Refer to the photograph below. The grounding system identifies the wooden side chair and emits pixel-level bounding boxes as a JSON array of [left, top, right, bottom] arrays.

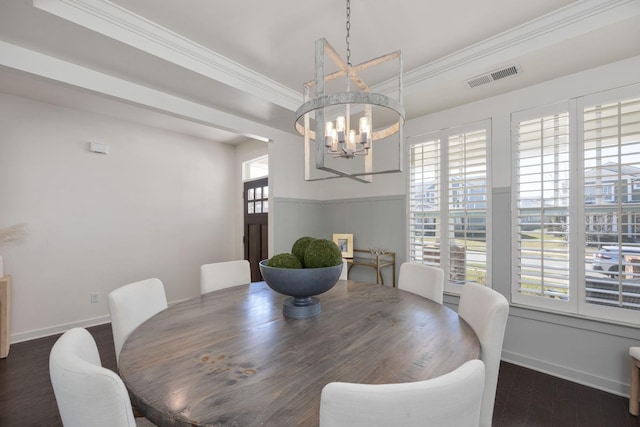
[[631, 346, 640, 416], [340, 259, 348, 280]]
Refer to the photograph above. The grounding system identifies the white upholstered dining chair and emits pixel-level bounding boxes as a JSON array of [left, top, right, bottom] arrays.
[[49, 327, 155, 427], [398, 262, 444, 304], [200, 260, 251, 295], [319, 359, 485, 427], [458, 283, 509, 427], [108, 278, 167, 366]]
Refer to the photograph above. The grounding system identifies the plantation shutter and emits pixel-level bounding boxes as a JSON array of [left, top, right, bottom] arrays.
[[447, 129, 488, 285], [513, 108, 571, 307], [583, 96, 640, 312], [408, 137, 441, 264], [408, 121, 490, 291]]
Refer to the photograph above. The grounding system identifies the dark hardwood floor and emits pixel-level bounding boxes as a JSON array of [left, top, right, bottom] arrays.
[[0, 323, 638, 427]]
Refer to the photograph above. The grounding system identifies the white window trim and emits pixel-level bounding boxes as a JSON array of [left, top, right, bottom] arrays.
[[407, 119, 492, 295], [511, 101, 577, 312], [242, 154, 268, 181], [576, 84, 640, 325], [511, 83, 640, 325]]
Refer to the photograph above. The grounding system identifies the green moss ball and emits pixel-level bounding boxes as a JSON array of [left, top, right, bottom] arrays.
[[291, 236, 316, 266], [267, 253, 302, 269], [303, 239, 342, 268]]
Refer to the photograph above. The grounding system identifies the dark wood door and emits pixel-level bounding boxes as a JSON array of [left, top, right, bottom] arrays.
[[244, 177, 268, 282]]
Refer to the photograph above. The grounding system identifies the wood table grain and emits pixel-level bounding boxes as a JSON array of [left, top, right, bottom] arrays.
[[118, 280, 480, 427]]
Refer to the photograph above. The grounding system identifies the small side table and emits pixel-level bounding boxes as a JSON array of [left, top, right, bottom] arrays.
[[347, 249, 396, 287], [624, 255, 640, 280], [0, 275, 11, 358]]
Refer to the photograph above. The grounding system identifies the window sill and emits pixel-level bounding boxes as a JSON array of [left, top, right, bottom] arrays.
[[443, 291, 640, 339]]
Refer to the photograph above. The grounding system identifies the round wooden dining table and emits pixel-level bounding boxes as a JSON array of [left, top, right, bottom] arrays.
[[118, 280, 480, 427]]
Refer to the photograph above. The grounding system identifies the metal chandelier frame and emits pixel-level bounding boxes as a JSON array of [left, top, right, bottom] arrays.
[[294, 3, 405, 183]]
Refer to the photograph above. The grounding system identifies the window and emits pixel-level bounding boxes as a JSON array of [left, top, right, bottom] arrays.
[[512, 85, 640, 324], [408, 121, 490, 293], [512, 104, 572, 311], [242, 155, 268, 181], [247, 182, 269, 214], [243, 155, 269, 214]]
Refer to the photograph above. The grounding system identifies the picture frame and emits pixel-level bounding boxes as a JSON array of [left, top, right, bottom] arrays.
[[333, 233, 353, 258]]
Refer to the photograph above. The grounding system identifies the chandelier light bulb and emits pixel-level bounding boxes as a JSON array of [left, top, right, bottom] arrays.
[[336, 116, 346, 142], [347, 129, 356, 151], [330, 131, 339, 153], [359, 117, 369, 133], [325, 121, 335, 147], [359, 116, 369, 143]]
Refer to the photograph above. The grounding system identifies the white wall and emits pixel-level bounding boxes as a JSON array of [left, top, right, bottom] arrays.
[[0, 93, 239, 342], [267, 130, 327, 201]]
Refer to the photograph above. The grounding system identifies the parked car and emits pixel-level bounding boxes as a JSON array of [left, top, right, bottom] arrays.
[[592, 245, 640, 276]]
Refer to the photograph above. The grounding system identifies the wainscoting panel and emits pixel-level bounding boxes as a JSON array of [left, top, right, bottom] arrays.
[[275, 196, 405, 285]]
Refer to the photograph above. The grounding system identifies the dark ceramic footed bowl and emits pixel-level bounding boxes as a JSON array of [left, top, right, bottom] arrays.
[[259, 260, 342, 297]]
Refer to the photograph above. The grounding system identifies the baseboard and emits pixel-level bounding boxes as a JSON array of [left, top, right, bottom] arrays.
[[502, 350, 629, 398], [9, 297, 191, 344], [10, 315, 111, 344]]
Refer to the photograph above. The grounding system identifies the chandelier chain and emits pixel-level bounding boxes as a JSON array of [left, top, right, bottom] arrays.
[[345, 0, 351, 67]]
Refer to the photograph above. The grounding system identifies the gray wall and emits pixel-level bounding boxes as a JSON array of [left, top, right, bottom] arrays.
[[474, 187, 640, 396], [273, 196, 405, 285]]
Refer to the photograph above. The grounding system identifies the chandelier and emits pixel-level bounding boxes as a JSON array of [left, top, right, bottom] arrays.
[[295, 0, 405, 182]]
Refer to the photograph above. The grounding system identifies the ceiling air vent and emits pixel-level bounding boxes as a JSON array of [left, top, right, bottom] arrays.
[[466, 65, 521, 88]]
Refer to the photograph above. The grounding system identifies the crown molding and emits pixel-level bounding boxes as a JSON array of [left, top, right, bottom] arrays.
[[377, 0, 640, 95], [0, 41, 275, 142], [33, 0, 302, 112], [31, 0, 640, 112]]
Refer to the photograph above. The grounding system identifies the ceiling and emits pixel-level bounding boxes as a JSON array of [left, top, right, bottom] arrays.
[[1, 0, 639, 144]]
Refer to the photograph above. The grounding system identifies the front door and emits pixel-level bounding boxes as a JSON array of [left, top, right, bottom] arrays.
[[244, 177, 268, 281]]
